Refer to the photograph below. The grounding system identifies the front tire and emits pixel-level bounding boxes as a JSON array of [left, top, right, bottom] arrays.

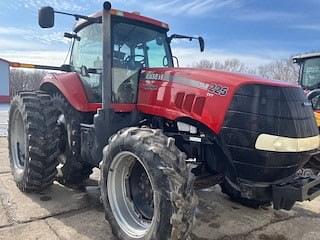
[[220, 178, 270, 208], [100, 127, 196, 240]]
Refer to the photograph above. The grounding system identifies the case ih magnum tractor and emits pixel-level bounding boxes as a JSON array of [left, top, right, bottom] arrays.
[[293, 52, 320, 170], [7, 2, 320, 239]]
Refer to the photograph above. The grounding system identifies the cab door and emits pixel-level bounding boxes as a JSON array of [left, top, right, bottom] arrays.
[[71, 23, 103, 104], [111, 21, 142, 111]]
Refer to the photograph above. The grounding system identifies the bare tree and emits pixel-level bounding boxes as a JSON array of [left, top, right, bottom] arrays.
[[194, 59, 215, 69], [257, 59, 299, 83], [194, 58, 299, 83], [214, 59, 256, 74], [195, 58, 254, 74], [10, 70, 46, 96]]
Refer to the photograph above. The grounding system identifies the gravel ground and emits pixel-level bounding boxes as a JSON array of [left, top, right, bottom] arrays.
[[0, 137, 319, 239], [0, 104, 9, 137], [0, 112, 8, 137]]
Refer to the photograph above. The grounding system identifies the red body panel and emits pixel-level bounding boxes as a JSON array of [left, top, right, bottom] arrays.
[[41, 73, 101, 112], [41, 72, 134, 113], [112, 10, 168, 29], [41, 68, 299, 134], [137, 68, 298, 134]]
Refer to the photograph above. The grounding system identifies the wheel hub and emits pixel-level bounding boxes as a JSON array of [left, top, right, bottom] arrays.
[[107, 151, 155, 238], [129, 162, 154, 220], [10, 109, 26, 170]]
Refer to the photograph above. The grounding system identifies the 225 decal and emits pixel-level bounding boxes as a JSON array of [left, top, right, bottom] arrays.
[[207, 84, 228, 96]]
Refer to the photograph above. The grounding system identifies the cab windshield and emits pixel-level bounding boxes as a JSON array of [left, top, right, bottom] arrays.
[[113, 20, 173, 68], [302, 58, 320, 89], [112, 20, 173, 103]]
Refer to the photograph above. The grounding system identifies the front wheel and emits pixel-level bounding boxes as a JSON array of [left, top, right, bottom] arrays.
[[100, 127, 196, 240], [220, 178, 270, 208]]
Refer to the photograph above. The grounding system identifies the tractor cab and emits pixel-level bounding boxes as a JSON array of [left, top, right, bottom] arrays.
[[70, 12, 174, 104], [294, 52, 320, 90], [293, 52, 320, 125]]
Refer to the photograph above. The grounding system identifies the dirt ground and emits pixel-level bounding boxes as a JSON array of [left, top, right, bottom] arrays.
[[0, 137, 320, 240]]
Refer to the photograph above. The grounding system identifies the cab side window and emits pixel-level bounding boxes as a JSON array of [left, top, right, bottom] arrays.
[[71, 23, 102, 103]]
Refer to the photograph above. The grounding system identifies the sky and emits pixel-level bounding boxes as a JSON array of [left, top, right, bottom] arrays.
[[0, 0, 319, 67]]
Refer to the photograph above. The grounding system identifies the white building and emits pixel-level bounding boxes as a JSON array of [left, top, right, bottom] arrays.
[[0, 58, 9, 103]]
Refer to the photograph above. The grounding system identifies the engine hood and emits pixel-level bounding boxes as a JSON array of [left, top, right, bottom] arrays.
[[141, 67, 298, 90], [138, 67, 304, 137]]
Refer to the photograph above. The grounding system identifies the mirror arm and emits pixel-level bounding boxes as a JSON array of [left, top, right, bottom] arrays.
[[169, 34, 198, 43], [54, 10, 99, 23]]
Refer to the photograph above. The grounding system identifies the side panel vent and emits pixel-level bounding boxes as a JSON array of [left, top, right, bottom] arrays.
[[183, 94, 195, 112], [193, 97, 206, 115], [175, 92, 185, 108]]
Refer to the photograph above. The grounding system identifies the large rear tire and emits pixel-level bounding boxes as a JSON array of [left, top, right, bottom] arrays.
[[100, 127, 196, 240], [8, 91, 59, 192], [51, 93, 93, 186]]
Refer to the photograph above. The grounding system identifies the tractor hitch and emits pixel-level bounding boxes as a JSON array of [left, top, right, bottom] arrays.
[[272, 173, 320, 210]]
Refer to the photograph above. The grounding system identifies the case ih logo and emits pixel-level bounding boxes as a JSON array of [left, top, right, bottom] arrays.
[[145, 72, 165, 81]]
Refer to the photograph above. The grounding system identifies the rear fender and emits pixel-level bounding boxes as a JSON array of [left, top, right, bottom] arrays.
[[40, 72, 101, 112]]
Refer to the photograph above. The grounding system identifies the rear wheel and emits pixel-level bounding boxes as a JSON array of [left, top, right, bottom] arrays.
[[8, 91, 59, 192], [51, 93, 93, 186], [100, 127, 196, 240]]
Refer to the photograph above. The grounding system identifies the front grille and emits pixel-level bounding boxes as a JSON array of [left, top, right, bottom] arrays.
[[220, 84, 318, 182]]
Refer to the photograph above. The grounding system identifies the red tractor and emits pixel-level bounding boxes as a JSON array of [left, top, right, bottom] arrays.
[[7, 2, 320, 239]]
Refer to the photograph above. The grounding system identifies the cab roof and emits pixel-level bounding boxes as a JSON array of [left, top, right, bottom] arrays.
[[74, 9, 169, 32], [292, 52, 320, 63]]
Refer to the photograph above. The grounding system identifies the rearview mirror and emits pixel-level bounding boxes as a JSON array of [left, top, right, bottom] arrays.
[[39, 6, 55, 28], [199, 37, 205, 52], [168, 34, 205, 53]]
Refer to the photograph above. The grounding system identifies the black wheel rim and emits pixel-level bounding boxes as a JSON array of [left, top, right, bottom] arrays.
[[129, 161, 154, 220]]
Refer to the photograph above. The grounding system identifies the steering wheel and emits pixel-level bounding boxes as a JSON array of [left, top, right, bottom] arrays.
[[307, 89, 320, 110], [124, 55, 145, 65]]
